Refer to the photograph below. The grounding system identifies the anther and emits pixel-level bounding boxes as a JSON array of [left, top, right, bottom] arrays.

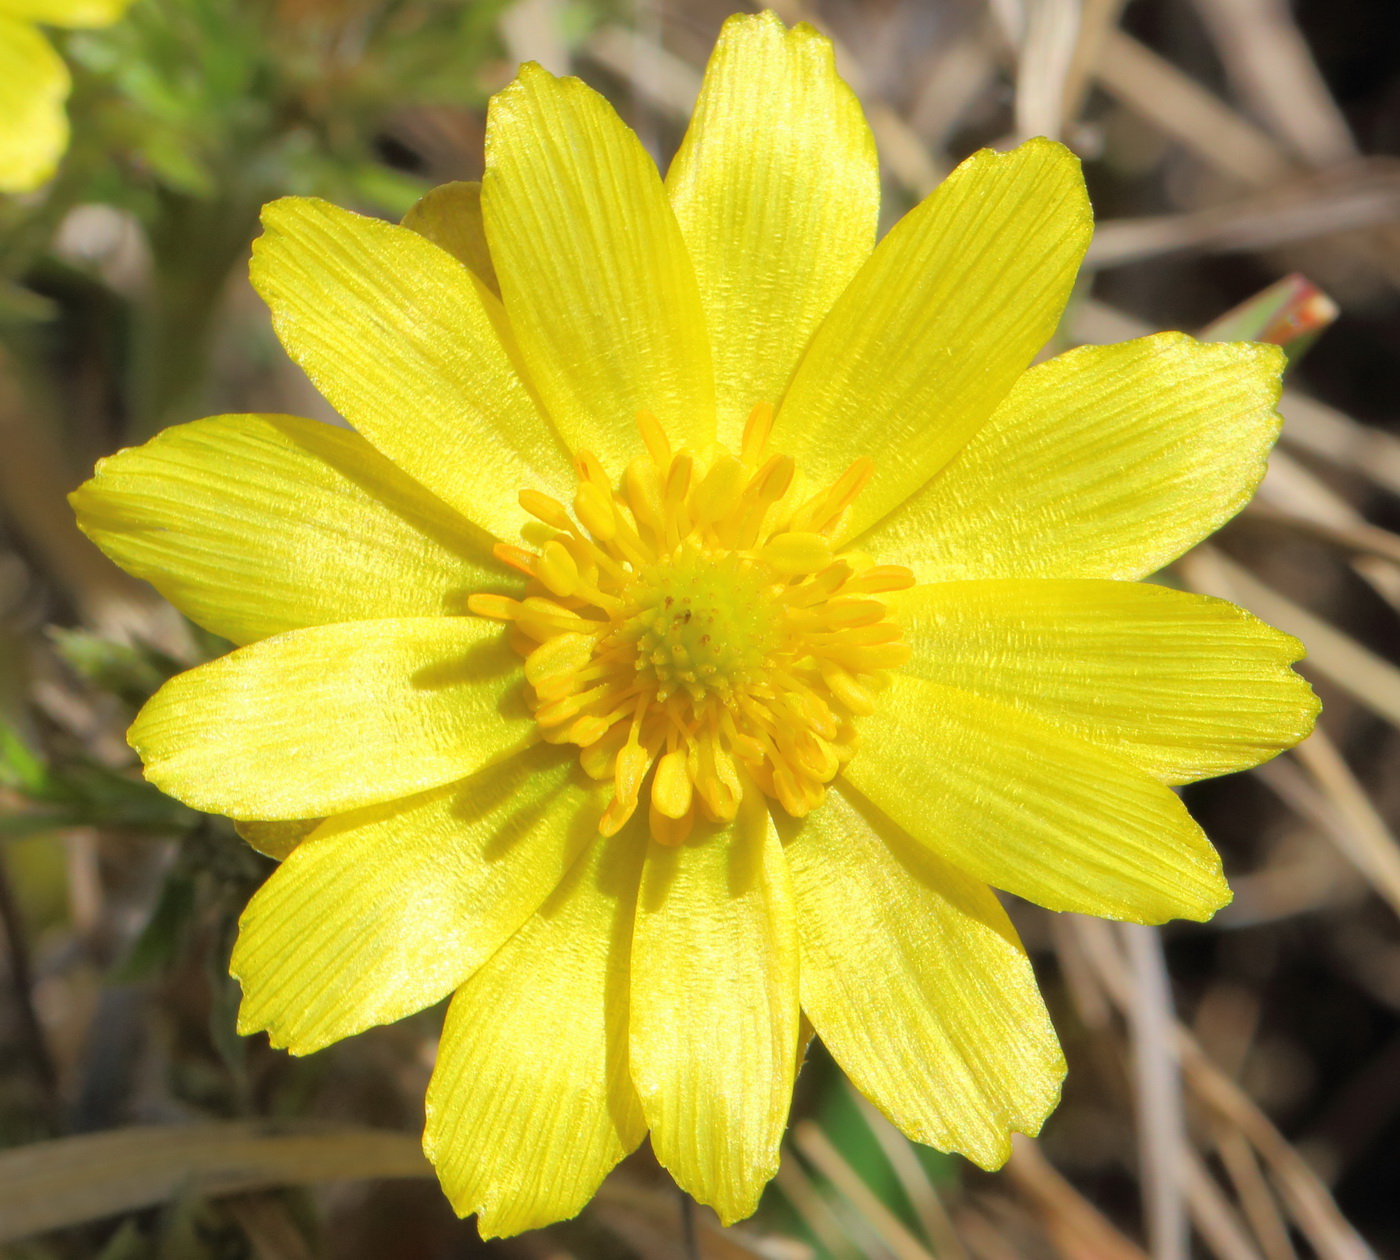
[[524, 632, 594, 687], [692, 456, 745, 527], [467, 593, 522, 620], [761, 531, 834, 576], [519, 489, 574, 531], [847, 564, 917, 594], [537, 540, 580, 597], [574, 481, 617, 540], [740, 401, 774, 465], [485, 408, 912, 846], [637, 410, 672, 468], [651, 749, 693, 819]]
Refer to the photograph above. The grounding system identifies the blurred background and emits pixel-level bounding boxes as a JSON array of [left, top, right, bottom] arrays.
[[3, 0, 1400, 1256]]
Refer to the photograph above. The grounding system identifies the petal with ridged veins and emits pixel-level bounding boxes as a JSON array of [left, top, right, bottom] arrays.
[[892, 578, 1318, 784], [425, 827, 647, 1238], [859, 335, 1285, 581], [772, 138, 1091, 540], [71, 414, 506, 646], [402, 180, 499, 296], [232, 744, 598, 1055], [630, 789, 799, 1223], [251, 197, 574, 539], [842, 674, 1232, 924], [786, 784, 1063, 1170], [130, 618, 531, 820], [666, 11, 878, 445], [484, 64, 714, 469]]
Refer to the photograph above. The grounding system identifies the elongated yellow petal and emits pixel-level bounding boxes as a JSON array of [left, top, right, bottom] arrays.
[[786, 785, 1063, 1169], [426, 828, 647, 1237], [402, 181, 499, 296], [0, 0, 129, 25], [232, 745, 597, 1055], [772, 139, 1090, 539], [893, 579, 1317, 784], [0, 17, 66, 194], [630, 791, 799, 1223], [666, 11, 877, 444], [861, 335, 1285, 581], [130, 618, 530, 820], [842, 674, 1231, 923], [483, 63, 714, 467], [250, 197, 574, 539], [71, 415, 504, 646]]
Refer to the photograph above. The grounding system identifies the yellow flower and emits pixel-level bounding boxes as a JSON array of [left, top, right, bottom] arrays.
[[0, 0, 130, 193], [71, 10, 1318, 1237]]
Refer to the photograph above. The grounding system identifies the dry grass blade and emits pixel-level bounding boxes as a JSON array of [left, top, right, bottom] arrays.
[[773, 1152, 862, 1260], [1002, 1136, 1150, 1260], [1181, 1151, 1265, 1260], [1211, 1120, 1301, 1260], [1254, 450, 1363, 531], [1176, 546, 1400, 730], [589, 1181, 786, 1260], [792, 1120, 936, 1260], [848, 1087, 971, 1260], [1070, 920, 1378, 1260], [221, 1193, 316, 1260], [0, 1123, 434, 1244], [1186, 0, 1356, 166], [1086, 163, 1400, 267], [1121, 924, 1188, 1260], [908, 16, 1000, 155], [1274, 390, 1400, 499], [1292, 727, 1400, 918], [1015, 0, 1081, 141], [1059, 0, 1128, 125], [1180, 1043, 1378, 1260], [586, 25, 701, 121], [1092, 28, 1293, 186], [1248, 502, 1400, 568], [499, 0, 572, 76]]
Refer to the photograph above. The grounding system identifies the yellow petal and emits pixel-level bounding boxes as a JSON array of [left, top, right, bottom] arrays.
[[665, 11, 877, 445], [842, 674, 1231, 923], [71, 414, 504, 646], [233, 818, 318, 861], [483, 63, 714, 468], [0, 0, 130, 25], [232, 745, 597, 1055], [893, 579, 1318, 784], [402, 180, 499, 296], [0, 17, 67, 194], [786, 785, 1063, 1169], [630, 789, 799, 1224], [130, 618, 530, 820], [425, 828, 647, 1237], [250, 197, 574, 539], [861, 335, 1285, 581], [773, 138, 1091, 540]]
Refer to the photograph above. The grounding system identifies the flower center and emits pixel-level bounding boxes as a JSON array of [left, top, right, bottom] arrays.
[[468, 405, 913, 844]]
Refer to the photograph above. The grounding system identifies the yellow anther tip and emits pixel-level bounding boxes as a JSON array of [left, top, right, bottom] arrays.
[[761, 531, 834, 576]]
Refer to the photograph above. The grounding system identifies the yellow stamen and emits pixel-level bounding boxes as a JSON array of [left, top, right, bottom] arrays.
[[472, 412, 914, 844]]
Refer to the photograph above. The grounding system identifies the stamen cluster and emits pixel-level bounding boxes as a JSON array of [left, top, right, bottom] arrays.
[[469, 405, 914, 844]]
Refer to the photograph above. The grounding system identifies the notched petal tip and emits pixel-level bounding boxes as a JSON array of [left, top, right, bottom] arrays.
[[1122, 860, 1234, 927]]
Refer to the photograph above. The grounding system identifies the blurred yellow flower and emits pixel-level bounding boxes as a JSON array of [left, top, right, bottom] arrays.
[[0, 0, 130, 192], [71, 10, 1318, 1237]]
